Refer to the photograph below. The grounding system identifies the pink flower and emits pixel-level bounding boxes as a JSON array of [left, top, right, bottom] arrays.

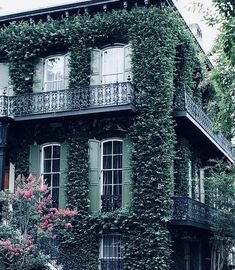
[[22, 189, 33, 200], [41, 184, 48, 193], [65, 223, 73, 230]]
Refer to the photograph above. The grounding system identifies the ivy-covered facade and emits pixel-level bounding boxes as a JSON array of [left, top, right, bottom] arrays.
[[0, 0, 234, 270]]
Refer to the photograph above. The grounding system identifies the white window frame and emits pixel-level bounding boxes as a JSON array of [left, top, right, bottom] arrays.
[[101, 46, 125, 84], [43, 55, 66, 91], [100, 139, 123, 210], [40, 143, 61, 207]]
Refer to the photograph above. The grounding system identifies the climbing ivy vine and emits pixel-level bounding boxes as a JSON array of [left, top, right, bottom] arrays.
[[0, 5, 206, 270]]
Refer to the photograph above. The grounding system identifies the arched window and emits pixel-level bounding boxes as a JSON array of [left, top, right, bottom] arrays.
[[90, 45, 131, 85], [41, 143, 61, 208], [101, 139, 123, 212], [33, 53, 70, 92]]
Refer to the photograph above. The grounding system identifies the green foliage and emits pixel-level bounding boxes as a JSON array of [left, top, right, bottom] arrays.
[[0, 5, 205, 270], [205, 160, 235, 270], [174, 138, 191, 196]]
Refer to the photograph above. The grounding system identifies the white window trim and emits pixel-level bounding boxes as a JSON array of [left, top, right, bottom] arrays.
[[100, 138, 123, 210], [40, 143, 61, 206], [43, 54, 66, 91]]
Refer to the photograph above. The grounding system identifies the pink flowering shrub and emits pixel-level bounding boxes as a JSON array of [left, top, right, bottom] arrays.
[[0, 174, 77, 270]]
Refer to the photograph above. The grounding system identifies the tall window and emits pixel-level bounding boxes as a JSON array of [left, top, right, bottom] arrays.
[[100, 234, 123, 270], [41, 144, 61, 208], [90, 45, 131, 85], [44, 55, 65, 91], [101, 140, 123, 212]]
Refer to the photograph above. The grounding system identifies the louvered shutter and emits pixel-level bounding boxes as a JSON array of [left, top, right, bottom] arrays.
[[29, 145, 41, 178], [0, 62, 10, 95], [33, 58, 44, 92], [90, 49, 101, 85], [64, 53, 70, 89], [122, 138, 132, 209], [59, 143, 68, 209], [88, 139, 101, 214], [124, 44, 132, 82]]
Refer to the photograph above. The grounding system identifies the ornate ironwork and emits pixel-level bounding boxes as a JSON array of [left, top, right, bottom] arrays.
[[0, 82, 134, 118], [101, 194, 122, 212], [174, 88, 235, 161], [172, 196, 214, 226], [100, 259, 124, 270]]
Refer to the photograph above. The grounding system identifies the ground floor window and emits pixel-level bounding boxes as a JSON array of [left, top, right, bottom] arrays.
[[100, 234, 123, 270]]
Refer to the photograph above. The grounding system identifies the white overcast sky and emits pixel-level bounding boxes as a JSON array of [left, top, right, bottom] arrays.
[[0, 0, 219, 53]]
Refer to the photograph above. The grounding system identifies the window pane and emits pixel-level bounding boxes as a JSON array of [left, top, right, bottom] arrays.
[[103, 171, 112, 185], [113, 141, 122, 154], [53, 159, 60, 172], [103, 156, 112, 169], [44, 160, 51, 173], [113, 155, 122, 169], [44, 146, 52, 159], [103, 185, 112, 195], [45, 57, 64, 82], [102, 235, 122, 259], [52, 187, 59, 208], [113, 171, 122, 185], [103, 141, 112, 155], [44, 174, 52, 187], [53, 146, 60, 158], [52, 174, 60, 187], [114, 185, 122, 196]]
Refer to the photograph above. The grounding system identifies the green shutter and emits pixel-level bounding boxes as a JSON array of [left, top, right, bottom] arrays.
[[124, 44, 132, 81], [88, 139, 101, 214], [64, 53, 70, 89], [59, 143, 68, 209], [0, 62, 9, 95], [122, 138, 132, 210], [33, 58, 44, 92], [29, 145, 41, 178], [90, 49, 101, 85]]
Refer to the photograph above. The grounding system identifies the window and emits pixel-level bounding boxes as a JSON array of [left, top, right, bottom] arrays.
[[33, 53, 70, 92], [100, 234, 123, 270], [90, 45, 131, 85], [41, 144, 61, 208], [101, 140, 123, 212], [188, 161, 205, 203], [44, 55, 65, 91]]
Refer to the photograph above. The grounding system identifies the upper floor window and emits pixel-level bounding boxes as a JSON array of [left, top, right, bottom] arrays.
[[44, 56, 65, 91], [90, 45, 131, 85], [33, 53, 70, 93], [101, 139, 123, 212], [100, 234, 123, 270], [41, 143, 61, 208]]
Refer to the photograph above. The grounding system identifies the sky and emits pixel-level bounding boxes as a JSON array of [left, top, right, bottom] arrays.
[[0, 0, 219, 53]]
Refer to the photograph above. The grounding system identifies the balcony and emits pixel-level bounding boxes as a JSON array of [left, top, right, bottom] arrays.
[[0, 82, 135, 120], [174, 88, 235, 163], [171, 196, 214, 230], [101, 194, 122, 213]]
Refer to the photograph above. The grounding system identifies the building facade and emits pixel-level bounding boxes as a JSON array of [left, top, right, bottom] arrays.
[[0, 0, 234, 269]]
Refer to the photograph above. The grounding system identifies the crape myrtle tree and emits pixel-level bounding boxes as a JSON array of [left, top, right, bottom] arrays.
[[0, 174, 77, 270], [205, 161, 235, 270]]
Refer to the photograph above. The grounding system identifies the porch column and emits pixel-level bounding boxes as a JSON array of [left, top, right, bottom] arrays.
[[0, 117, 12, 191]]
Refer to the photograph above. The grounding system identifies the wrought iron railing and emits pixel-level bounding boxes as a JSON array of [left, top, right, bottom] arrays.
[[172, 196, 214, 227], [174, 88, 235, 160], [100, 259, 124, 270], [101, 194, 122, 212], [0, 82, 135, 118]]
